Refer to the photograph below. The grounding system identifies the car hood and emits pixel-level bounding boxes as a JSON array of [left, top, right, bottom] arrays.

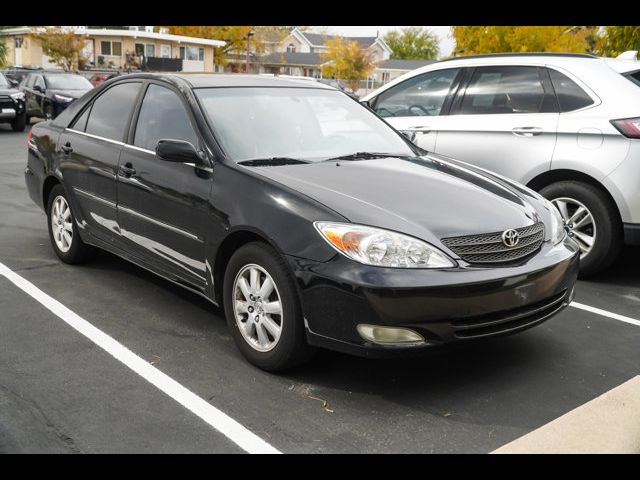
[[49, 89, 90, 99], [0, 87, 20, 95], [249, 154, 544, 248]]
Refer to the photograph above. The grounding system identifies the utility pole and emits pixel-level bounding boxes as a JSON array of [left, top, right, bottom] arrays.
[[246, 29, 255, 73]]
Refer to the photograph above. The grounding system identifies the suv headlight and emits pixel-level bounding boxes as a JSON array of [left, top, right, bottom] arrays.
[[544, 199, 566, 245], [54, 94, 74, 103], [314, 221, 455, 268], [10, 91, 25, 101]]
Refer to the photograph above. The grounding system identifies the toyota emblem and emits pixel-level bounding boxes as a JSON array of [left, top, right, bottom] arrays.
[[502, 229, 520, 248]]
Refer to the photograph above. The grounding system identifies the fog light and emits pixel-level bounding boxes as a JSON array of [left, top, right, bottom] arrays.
[[356, 324, 424, 345]]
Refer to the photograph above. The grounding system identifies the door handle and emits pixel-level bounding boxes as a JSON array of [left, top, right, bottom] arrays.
[[512, 127, 543, 137], [119, 163, 136, 177], [61, 142, 73, 154], [402, 126, 431, 134]]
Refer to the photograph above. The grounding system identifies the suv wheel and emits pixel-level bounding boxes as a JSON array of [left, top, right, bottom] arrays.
[[11, 112, 27, 132], [540, 181, 622, 278], [47, 185, 97, 264], [223, 242, 315, 371]]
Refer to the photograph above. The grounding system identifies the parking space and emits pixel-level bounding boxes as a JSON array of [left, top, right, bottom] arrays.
[[1, 124, 640, 453]]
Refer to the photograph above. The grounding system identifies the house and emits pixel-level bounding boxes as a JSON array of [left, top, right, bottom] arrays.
[[373, 59, 437, 83], [1, 26, 225, 73], [256, 28, 393, 78]]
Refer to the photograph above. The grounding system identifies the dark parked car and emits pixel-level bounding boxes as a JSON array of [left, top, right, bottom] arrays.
[[20, 72, 93, 120], [25, 74, 580, 371], [0, 72, 27, 131], [2, 66, 44, 85], [89, 72, 119, 87]]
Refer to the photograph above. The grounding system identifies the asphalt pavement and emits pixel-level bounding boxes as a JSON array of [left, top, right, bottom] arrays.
[[1, 124, 639, 453]]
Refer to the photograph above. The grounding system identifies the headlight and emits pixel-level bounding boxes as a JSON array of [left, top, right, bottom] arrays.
[[10, 92, 25, 101], [544, 199, 566, 245], [314, 221, 455, 268], [54, 94, 74, 103]]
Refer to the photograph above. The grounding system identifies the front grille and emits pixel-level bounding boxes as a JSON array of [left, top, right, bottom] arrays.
[[0, 95, 15, 109], [441, 222, 544, 264], [451, 289, 567, 339]]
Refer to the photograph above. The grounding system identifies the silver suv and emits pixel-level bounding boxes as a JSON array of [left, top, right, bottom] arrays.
[[362, 52, 640, 277]]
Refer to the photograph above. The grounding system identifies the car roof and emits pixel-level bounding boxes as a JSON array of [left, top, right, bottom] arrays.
[[112, 73, 335, 90]]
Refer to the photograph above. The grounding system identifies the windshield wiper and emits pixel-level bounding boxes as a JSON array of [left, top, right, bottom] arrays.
[[237, 157, 310, 167], [324, 152, 412, 162]]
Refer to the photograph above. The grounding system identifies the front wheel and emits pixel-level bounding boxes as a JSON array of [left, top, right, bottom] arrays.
[[540, 181, 622, 278], [223, 242, 315, 371], [46, 185, 97, 264], [11, 112, 26, 132]]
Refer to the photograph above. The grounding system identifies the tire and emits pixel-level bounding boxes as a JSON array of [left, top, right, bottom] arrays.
[[223, 242, 316, 371], [539, 181, 622, 278], [46, 185, 97, 264], [10, 112, 26, 132]]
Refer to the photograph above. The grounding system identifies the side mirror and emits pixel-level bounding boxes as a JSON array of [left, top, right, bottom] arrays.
[[156, 139, 203, 164], [360, 99, 371, 109], [33, 85, 44, 93], [9, 79, 18, 88]]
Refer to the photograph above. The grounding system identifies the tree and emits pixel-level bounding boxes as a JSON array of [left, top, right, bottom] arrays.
[[0, 26, 14, 67], [33, 27, 88, 70], [384, 27, 439, 60], [163, 26, 294, 67], [598, 26, 640, 56], [450, 26, 598, 56], [321, 36, 378, 92]]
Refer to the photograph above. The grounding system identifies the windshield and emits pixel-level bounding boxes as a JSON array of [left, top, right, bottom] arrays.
[[195, 87, 415, 163], [45, 74, 92, 90], [0, 74, 8, 88]]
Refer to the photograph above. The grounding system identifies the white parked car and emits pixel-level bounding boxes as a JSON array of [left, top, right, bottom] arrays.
[[362, 52, 640, 276]]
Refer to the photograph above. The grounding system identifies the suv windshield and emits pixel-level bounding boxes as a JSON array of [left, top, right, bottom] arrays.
[[195, 87, 415, 163], [0, 74, 9, 88], [45, 74, 92, 90]]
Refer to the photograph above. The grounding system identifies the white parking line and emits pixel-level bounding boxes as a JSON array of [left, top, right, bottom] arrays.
[[571, 302, 640, 328], [0, 262, 281, 455]]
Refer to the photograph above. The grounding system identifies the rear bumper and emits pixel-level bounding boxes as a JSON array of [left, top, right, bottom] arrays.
[[287, 239, 580, 357], [623, 223, 640, 246]]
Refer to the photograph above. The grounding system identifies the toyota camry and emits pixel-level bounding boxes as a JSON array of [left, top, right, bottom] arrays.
[[24, 74, 580, 371]]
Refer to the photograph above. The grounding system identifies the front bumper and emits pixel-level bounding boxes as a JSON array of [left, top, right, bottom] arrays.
[[287, 239, 580, 357]]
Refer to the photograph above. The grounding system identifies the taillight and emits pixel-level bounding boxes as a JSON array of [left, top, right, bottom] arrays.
[[611, 117, 640, 138], [26, 127, 33, 146]]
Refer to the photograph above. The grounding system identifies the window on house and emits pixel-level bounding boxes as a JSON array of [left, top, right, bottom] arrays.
[[199, 48, 204, 61], [160, 45, 171, 58], [101, 41, 122, 56], [287, 44, 296, 53], [15, 38, 24, 48], [145, 44, 155, 58]]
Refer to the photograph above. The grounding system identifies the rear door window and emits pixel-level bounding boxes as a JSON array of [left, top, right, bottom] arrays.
[[459, 66, 556, 115], [548, 68, 594, 112], [85, 82, 141, 142]]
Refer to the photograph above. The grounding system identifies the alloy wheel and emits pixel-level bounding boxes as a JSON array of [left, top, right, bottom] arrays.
[[551, 197, 596, 258], [51, 195, 73, 253], [232, 263, 283, 352]]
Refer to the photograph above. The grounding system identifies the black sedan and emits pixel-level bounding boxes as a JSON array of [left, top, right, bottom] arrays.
[[0, 72, 27, 131], [24, 74, 580, 371], [20, 72, 93, 121]]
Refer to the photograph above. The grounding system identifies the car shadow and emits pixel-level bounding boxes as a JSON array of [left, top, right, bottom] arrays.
[[584, 245, 640, 288]]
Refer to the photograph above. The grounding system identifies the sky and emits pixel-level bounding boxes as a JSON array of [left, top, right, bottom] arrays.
[[319, 26, 455, 58]]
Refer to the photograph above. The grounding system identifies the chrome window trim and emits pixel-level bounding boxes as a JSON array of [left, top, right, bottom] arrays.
[[66, 128, 125, 146], [118, 205, 201, 242], [124, 144, 155, 155], [73, 187, 116, 208]]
